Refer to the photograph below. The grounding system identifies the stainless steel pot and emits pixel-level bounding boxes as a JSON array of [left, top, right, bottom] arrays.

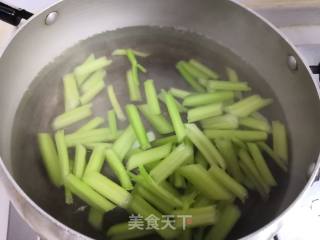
[[0, 0, 319, 239]]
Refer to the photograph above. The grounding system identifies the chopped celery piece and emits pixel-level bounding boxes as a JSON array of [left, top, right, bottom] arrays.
[[65, 174, 115, 212], [257, 142, 288, 172], [183, 91, 234, 107], [74, 54, 95, 85], [169, 87, 191, 99], [207, 80, 251, 91], [108, 110, 118, 137], [144, 79, 161, 114], [88, 208, 104, 230], [127, 69, 142, 102], [215, 139, 244, 182], [248, 143, 277, 187], [113, 126, 136, 161], [187, 103, 223, 123], [112, 48, 150, 57], [151, 135, 177, 147], [84, 172, 132, 208], [80, 79, 105, 105], [105, 148, 133, 190], [226, 66, 243, 99], [165, 93, 186, 142], [176, 61, 205, 92], [181, 190, 198, 209], [208, 166, 248, 202], [173, 172, 187, 189], [195, 151, 209, 170], [125, 147, 143, 159], [160, 180, 182, 199], [107, 85, 126, 121], [178, 164, 233, 200], [231, 137, 248, 150], [198, 78, 209, 87], [74, 144, 86, 178], [186, 124, 226, 169], [107, 222, 153, 240], [200, 114, 238, 130], [272, 121, 288, 162], [74, 57, 112, 84], [239, 117, 271, 132], [205, 204, 241, 240], [183, 61, 211, 80], [127, 143, 172, 171], [76, 117, 104, 133], [193, 195, 212, 208], [204, 129, 268, 141], [131, 65, 140, 86], [225, 95, 273, 117], [126, 104, 151, 150], [37, 133, 62, 187], [189, 59, 219, 79], [81, 70, 106, 93], [127, 49, 138, 66], [135, 185, 173, 214], [251, 111, 268, 122], [83, 146, 105, 177], [84, 143, 112, 150], [137, 64, 147, 73], [63, 73, 80, 111], [54, 130, 70, 181], [150, 143, 193, 183], [138, 104, 173, 134], [159, 90, 187, 113], [174, 206, 217, 229], [52, 104, 92, 130], [65, 128, 116, 147]]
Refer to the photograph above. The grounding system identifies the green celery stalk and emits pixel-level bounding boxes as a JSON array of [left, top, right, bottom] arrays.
[[251, 111, 268, 122], [52, 104, 92, 130], [150, 143, 193, 183], [137, 64, 147, 73], [88, 208, 104, 230], [105, 148, 133, 190], [83, 146, 105, 177], [181, 190, 198, 210], [54, 130, 70, 182], [257, 142, 288, 172], [107, 85, 126, 121], [205, 204, 241, 240], [127, 49, 138, 66], [158, 89, 187, 113], [144, 79, 161, 115], [84, 143, 112, 150], [189, 59, 219, 79], [204, 129, 268, 141], [107, 222, 153, 240], [75, 117, 105, 133], [173, 172, 187, 189], [74, 54, 95, 85], [207, 80, 251, 91], [80, 79, 105, 104], [183, 61, 211, 80], [272, 121, 288, 162], [144, 160, 161, 172], [131, 65, 140, 86], [165, 93, 186, 142], [183, 92, 234, 107], [208, 166, 248, 202], [127, 143, 172, 171], [108, 110, 118, 137], [178, 164, 233, 200], [151, 135, 177, 147], [169, 87, 191, 99], [193, 195, 212, 208], [226, 66, 243, 99], [126, 104, 151, 150], [113, 126, 136, 161], [176, 61, 205, 92], [186, 124, 226, 169], [195, 151, 209, 170], [112, 48, 150, 57], [65, 174, 115, 212], [63, 73, 80, 111], [200, 114, 238, 130], [138, 104, 173, 134], [37, 133, 62, 187], [127, 69, 142, 102], [248, 143, 277, 187], [159, 180, 182, 199], [80, 70, 106, 93], [239, 117, 271, 132], [73, 144, 86, 178], [231, 137, 248, 150], [83, 172, 132, 208], [187, 103, 223, 123], [125, 147, 143, 159]]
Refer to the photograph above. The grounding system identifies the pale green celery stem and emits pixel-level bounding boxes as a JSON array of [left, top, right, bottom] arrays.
[[176, 61, 205, 92], [165, 93, 186, 142], [80, 79, 105, 104], [84, 143, 112, 150], [52, 104, 92, 130], [127, 69, 142, 102], [159, 89, 187, 113], [144, 79, 161, 114], [63, 73, 80, 111], [151, 135, 177, 147], [37, 133, 62, 187], [200, 114, 238, 130], [207, 80, 251, 91], [272, 121, 288, 162], [113, 126, 136, 161], [131, 65, 140, 86], [125, 147, 143, 159], [150, 144, 192, 183], [178, 164, 233, 200], [160, 180, 182, 199], [74, 54, 95, 85], [65, 174, 115, 212], [127, 143, 172, 171], [81, 70, 106, 93], [108, 110, 118, 137], [138, 104, 173, 134], [187, 103, 223, 123], [76, 117, 104, 133], [189, 59, 219, 79], [204, 129, 268, 141], [183, 61, 211, 80], [183, 91, 234, 107], [169, 87, 191, 99], [107, 85, 126, 121], [74, 144, 86, 178], [84, 172, 131, 208], [174, 172, 187, 189], [144, 160, 161, 172], [105, 149, 133, 190], [186, 124, 226, 169], [195, 151, 209, 170], [251, 111, 268, 122], [231, 137, 248, 150], [126, 104, 151, 150], [239, 117, 271, 132], [112, 48, 150, 57], [88, 208, 104, 230], [83, 146, 105, 177], [257, 142, 288, 172]]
